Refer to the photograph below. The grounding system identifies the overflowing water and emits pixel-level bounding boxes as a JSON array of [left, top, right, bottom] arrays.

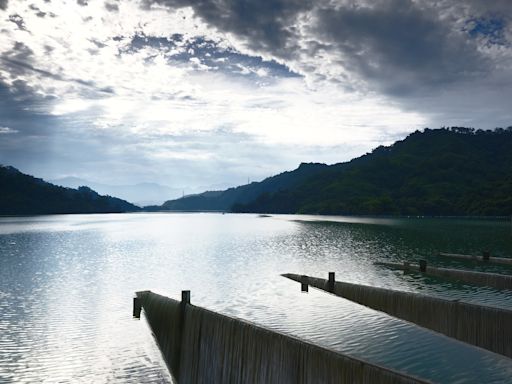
[[284, 273, 512, 359], [377, 261, 512, 290], [138, 291, 428, 384], [1, 213, 512, 383]]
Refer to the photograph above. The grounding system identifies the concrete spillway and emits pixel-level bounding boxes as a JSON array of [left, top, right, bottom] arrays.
[[376, 261, 512, 290], [134, 290, 429, 384], [282, 274, 512, 359], [439, 252, 512, 266]]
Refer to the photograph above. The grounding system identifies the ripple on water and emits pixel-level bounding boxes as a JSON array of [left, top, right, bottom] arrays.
[[1, 213, 512, 383]]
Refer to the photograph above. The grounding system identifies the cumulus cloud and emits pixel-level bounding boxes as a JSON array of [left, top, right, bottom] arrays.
[[144, 0, 512, 116], [6, 0, 510, 116]]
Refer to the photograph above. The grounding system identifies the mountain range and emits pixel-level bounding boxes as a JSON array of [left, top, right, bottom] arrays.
[[50, 177, 182, 206], [2, 127, 511, 216], [51, 177, 234, 206]]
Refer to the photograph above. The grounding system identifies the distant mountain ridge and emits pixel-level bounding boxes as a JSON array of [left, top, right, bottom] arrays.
[[0, 166, 139, 215], [51, 176, 182, 206], [159, 162, 328, 211], [51, 177, 234, 206], [160, 127, 512, 216]]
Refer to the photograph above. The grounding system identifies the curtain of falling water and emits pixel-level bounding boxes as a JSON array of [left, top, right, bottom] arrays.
[[137, 291, 429, 384], [284, 274, 512, 359], [138, 291, 182, 379], [425, 266, 512, 290], [377, 262, 512, 290]]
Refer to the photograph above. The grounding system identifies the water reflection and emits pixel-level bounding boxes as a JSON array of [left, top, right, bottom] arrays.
[[1, 213, 512, 383]]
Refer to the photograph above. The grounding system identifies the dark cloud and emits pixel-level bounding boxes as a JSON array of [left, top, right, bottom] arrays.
[[123, 33, 299, 79], [90, 39, 107, 48], [0, 0, 8, 11], [1, 42, 35, 77], [29, 4, 47, 18], [0, 82, 46, 118], [0, 82, 57, 172], [1, 56, 100, 92], [142, 0, 512, 120], [0, 41, 115, 98], [77, 0, 88, 6], [0, 44, 58, 119], [142, 0, 312, 57], [8, 14, 27, 30], [0, 86, 128, 184], [104, 1, 119, 12], [43, 44, 55, 54], [311, 0, 489, 96]]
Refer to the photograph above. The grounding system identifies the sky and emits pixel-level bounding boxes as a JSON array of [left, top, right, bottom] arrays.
[[0, 0, 511, 195]]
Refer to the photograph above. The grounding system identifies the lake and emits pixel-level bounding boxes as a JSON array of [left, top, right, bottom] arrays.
[[1, 213, 512, 383]]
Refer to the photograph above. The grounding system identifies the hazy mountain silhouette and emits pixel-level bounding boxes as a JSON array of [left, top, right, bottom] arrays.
[[51, 177, 182, 206], [158, 162, 328, 211], [52, 177, 234, 206], [159, 127, 512, 216], [0, 166, 140, 215]]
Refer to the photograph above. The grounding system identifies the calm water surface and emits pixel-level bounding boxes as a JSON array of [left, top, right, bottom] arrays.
[[1, 213, 512, 383]]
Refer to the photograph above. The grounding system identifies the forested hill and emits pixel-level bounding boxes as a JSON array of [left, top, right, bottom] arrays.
[[157, 127, 512, 215], [233, 127, 512, 216], [0, 166, 140, 215], [159, 162, 328, 211]]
